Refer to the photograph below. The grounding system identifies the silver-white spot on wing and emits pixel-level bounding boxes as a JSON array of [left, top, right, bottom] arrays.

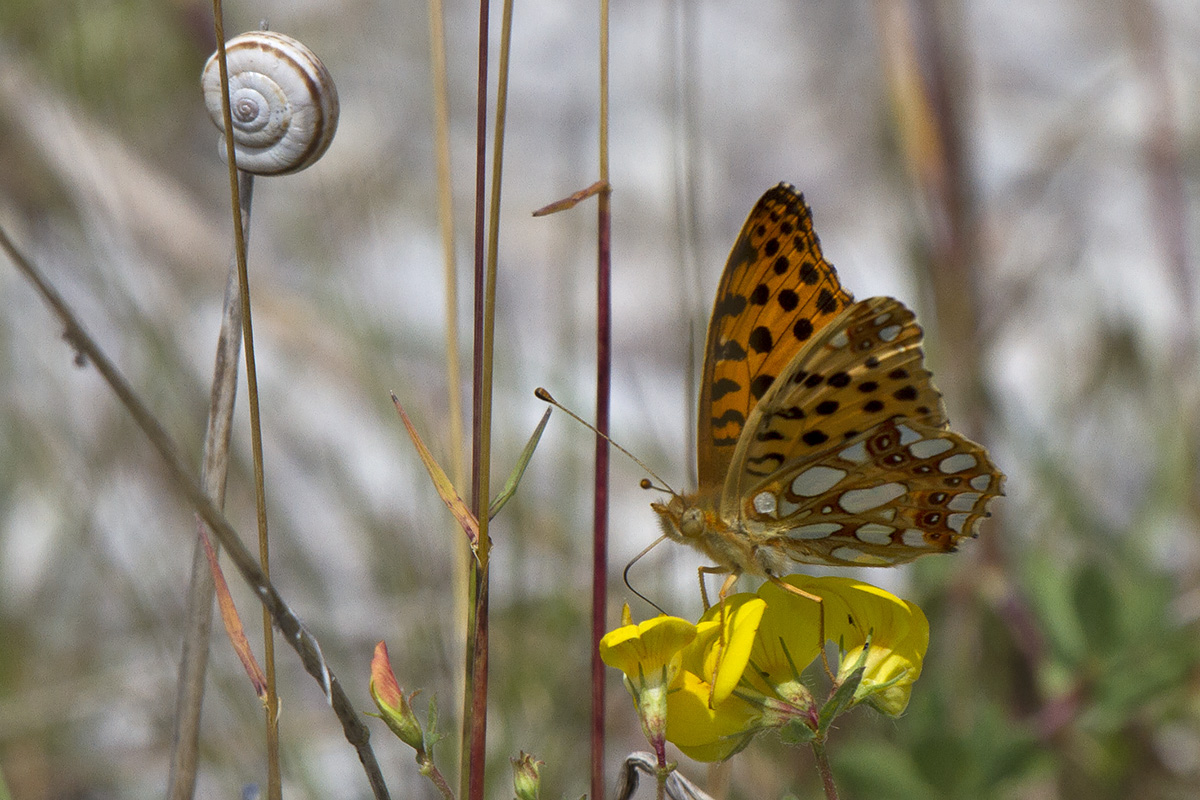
[[838, 482, 906, 514], [947, 492, 981, 512], [855, 524, 896, 545], [939, 453, 977, 474], [838, 440, 869, 464], [791, 466, 847, 497], [947, 513, 971, 534], [788, 522, 842, 540], [908, 437, 953, 459], [831, 546, 891, 565], [896, 423, 921, 445], [753, 491, 777, 516], [970, 474, 993, 491]]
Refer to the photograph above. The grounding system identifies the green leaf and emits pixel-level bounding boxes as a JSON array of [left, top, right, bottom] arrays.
[[392, 394, 479, 551], [778, 719, 815, 745], [818, 644, 868, 736], [489, 407, 551, 519], [425, 694, 445, 755]]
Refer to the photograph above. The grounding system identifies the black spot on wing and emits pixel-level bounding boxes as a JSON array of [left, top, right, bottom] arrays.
[[713, 293, 748, 321], [710, 378, 741, 401], [713, 409, 746, 428], [801, 430, 829, 446], [748, 326, 773, 354], [716, 339, 747, 361], [750, 374, 775, 399]]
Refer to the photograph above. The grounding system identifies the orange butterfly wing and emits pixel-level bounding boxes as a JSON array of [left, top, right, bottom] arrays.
[[722, 296, 1004, 566], [697, 184, 854, 490]]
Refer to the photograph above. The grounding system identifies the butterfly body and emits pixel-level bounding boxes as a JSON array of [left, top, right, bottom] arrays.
[[658, 184, 1003, 580], [654, 490, 794, 578]]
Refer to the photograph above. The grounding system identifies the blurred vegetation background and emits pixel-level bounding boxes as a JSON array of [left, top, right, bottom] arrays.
[[1, 0, 1198, 798]]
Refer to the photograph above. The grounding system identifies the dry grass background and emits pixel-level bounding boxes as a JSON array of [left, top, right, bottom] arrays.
[[1, 0, 1199, 798]]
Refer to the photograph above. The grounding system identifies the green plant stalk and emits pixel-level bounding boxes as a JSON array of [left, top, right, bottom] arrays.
[[206, 4, 281, 796]]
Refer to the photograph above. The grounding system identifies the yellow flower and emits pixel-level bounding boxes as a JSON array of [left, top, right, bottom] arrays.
[[599, 605, 697, 747], [764, 575, 928, 716], [685, 594, 767, 703], [665, 595, 767, 761], [666, 669, 761, 762], [826, 578, 929, 716], [748, 578, 828, 708], [601, 577, 930, 763]]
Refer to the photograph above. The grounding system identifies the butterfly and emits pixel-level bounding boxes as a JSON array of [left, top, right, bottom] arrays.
[[652, 184, 1003, 593]]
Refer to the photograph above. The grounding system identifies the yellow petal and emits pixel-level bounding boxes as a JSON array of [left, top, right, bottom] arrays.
[[695, 597, 766, 703], [665, 671, 759, 762], [599, 614, 696, 680]]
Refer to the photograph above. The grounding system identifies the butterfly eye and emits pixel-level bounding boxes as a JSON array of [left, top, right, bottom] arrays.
[[680, 508, 705, 538]]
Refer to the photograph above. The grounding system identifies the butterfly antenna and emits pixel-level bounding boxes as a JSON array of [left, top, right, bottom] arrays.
[[623, 534, 670, 615], [535, 388, 677, 495]]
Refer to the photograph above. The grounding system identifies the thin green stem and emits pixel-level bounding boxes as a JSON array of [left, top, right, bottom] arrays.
[[425, 0, 470, 789]]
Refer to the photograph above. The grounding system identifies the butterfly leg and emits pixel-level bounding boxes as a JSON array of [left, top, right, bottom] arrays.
[[765, 575, 834, 682], [697, 565, 731, 610]]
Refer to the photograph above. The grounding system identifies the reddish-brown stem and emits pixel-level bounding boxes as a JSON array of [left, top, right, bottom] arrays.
[[461, 0, 491, 796], [592, 186, 612, 800], [811, 739, 840, 800], [591, 2, 612, 793]]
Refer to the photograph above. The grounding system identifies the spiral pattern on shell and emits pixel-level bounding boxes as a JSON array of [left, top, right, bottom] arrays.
[[201, 31, 339, 175]]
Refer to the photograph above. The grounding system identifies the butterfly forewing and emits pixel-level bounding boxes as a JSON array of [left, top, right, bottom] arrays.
[[697, 184, 854, 490]]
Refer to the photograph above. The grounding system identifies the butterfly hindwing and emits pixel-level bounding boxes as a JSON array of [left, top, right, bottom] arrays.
[[697, 184, 854, 490], [723, 296, 948, 504], [737, 417, 1004, 567]]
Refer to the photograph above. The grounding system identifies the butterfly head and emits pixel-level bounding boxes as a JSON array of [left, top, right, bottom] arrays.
[[650, 493, 706, 543], [649, 490, 766, 577]]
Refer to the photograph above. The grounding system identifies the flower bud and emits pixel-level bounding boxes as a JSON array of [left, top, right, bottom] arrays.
[[369, 642, 426, 756], [511, 751, 543, 800]]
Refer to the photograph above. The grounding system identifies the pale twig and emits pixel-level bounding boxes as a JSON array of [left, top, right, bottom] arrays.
[[166, 170, 253, 800], [0, 225, 392, 800]]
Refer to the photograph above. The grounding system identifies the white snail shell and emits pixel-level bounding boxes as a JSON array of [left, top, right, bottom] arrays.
[[201, 31, 339, 175]]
